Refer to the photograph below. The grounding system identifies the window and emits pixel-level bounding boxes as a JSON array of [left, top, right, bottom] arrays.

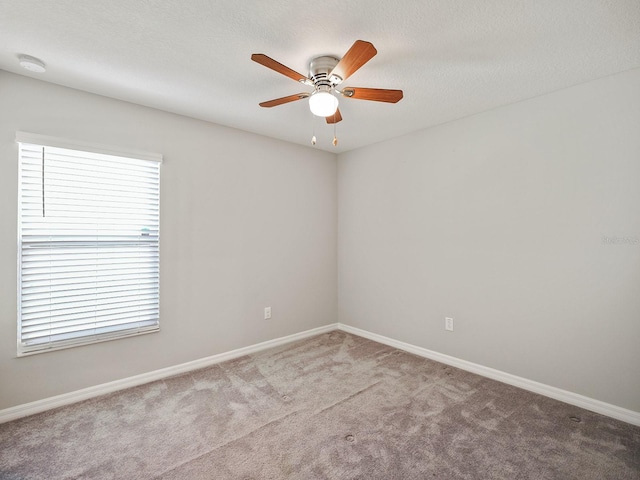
[[17, 133, 161, 355]]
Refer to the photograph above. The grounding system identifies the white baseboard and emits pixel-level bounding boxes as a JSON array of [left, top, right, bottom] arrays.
[[337, 323, 640, 427], [2, 322, 639, 427], [0, 323, 338, 424]]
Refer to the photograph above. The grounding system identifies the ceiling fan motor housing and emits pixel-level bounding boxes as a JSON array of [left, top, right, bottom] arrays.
[[309, 56, 341, 89]]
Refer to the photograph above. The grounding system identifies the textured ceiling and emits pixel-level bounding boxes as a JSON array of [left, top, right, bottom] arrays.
[[1, 0, 639, 153]]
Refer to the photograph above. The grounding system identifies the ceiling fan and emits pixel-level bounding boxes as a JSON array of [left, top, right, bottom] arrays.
[[251, 40, 403, 125]]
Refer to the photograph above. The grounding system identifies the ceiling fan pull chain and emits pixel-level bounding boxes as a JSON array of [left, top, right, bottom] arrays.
[[311, 113, 317, 145], [333, 122, 338, 147]]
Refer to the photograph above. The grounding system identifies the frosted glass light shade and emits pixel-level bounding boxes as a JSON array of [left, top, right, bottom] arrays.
[[309, 91, 339, 117]]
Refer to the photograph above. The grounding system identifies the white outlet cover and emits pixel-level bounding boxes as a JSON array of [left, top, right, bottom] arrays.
[[445, 317, 454, 331]]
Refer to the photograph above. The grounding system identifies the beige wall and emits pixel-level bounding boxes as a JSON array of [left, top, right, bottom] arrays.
[[338, 68, 640, 412], [0, 71, 337, 409]]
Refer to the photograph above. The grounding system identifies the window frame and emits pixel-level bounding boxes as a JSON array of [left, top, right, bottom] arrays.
[[16, 132, 162, 356]]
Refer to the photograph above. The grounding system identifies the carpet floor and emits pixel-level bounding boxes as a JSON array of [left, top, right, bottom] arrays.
[[1, 331, 639, 479]]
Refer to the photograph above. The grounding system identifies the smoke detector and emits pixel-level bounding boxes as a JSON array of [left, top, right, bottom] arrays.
[[18, 55, 46, 73]]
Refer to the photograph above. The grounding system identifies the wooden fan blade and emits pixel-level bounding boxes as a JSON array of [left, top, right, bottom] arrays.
[[259, 93, 310, 108], [341, 87, 403, 103], [325, 109, 343, 124], [330, 40, 377, 82], [251, 54, 309, 83]]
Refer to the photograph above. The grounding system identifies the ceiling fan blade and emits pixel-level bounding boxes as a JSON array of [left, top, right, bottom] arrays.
[[259, 93, 310, 108], [251, 54, 310, 83], [330, 40, 377, 82], [325, 109, 343, 124], [341, 87, 403, 103]]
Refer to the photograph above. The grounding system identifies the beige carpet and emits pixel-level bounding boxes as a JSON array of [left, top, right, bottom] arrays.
[[1, 331, 639, 479]]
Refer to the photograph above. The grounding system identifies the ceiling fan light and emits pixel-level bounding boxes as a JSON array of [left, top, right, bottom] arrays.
[[309, 91, 338, 117]]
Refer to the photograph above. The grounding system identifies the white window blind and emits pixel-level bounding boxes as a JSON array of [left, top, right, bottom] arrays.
[[17, 136, 161, 355]]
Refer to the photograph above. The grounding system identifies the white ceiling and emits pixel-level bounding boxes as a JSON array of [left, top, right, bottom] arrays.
[[1, 0, 639, 153]]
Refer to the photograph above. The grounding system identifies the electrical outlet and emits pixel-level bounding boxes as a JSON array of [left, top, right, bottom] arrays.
[[264, 307, 272, 320], [445, 317, 454, 332]]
